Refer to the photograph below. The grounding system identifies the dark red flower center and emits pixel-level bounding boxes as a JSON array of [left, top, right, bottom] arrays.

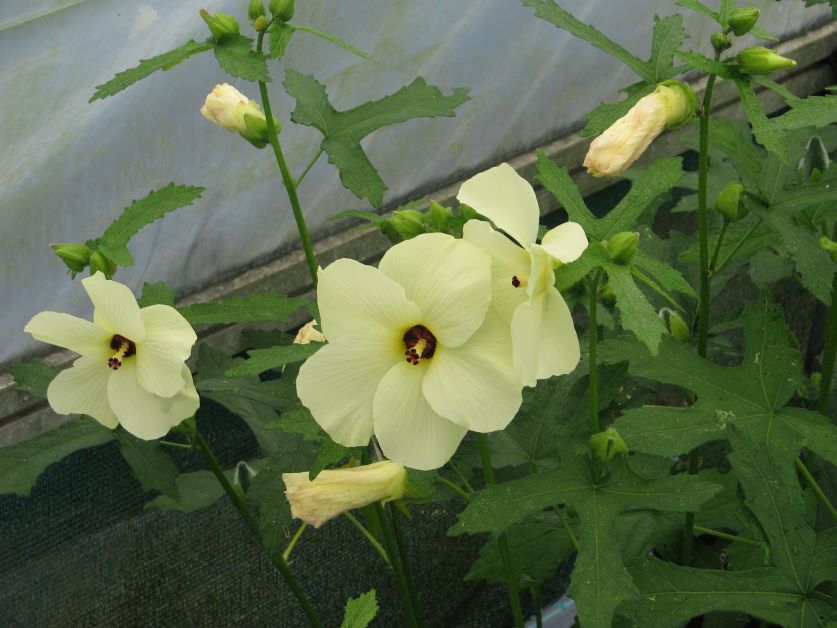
[[403, 325, 437, 366], [108, 334, 136, 370]]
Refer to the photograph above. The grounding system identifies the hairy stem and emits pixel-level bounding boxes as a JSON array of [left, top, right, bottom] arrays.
[[255, 32, 319, 286], [477, 434, 524, 628]]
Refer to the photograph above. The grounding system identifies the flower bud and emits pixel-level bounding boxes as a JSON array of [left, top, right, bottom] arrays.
[[199, 9, 240, 41], [201, 84, 274, 147], [659, 307, 690, 341], [253, 15, 269, 31], [818, 236, 837, 263], [248, 0, 266, 21], [294, 319, 326, 344], [714, 182, 748, 222], [711, 31, 732, 52], [605, 232, 639, 265], [798, 136, 830, 183], [598, 280, 616, 306], [583, 80, 696, 177], [88, 251, 116, 278], [427, 200, 451, 232], [269, 0, 294, 22], [389, 209, 426, 240], [728, 8, 760, 36], [283, 461, 407, 528], [590, 427, 628, 464], [737, 46, 796, 75], [51, 243, 92, 274]]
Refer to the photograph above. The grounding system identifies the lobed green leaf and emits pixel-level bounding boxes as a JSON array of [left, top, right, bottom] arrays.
[[178, 291, 311, 325]]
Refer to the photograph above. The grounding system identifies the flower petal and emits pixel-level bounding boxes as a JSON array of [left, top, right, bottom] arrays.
[[541, 222, 588, 264], [423, 311, 522, 432], [297, 338, 397, 447], [511, 287, 580, 387], [136, 305, 196, 397], [378, 233, 491, 348], [457, 163, 539, 248], [463, 220, 530, 323], [107, 362, 198, 440], [47, 355, 118, 429], [373, 362, 468, 470], [316, 259, 421, 343], [82, 272, 145, 342], [25, 311, 111, 355]]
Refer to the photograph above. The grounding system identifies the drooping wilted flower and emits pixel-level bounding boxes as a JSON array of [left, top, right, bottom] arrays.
[[459, 163, 587, 387], [296, 233, 522, 470], [283, 461, 407, 528], [583, 80, 696, 177], [24, 272, 199, 439]]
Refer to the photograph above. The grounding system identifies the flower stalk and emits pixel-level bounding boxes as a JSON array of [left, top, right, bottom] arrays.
[[588, 270, 601, 434], [187, 425, 323, 628], [255, 32, 319, 286], [477, 434, 524, 628]]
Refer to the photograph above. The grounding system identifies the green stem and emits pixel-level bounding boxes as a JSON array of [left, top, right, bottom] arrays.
[[817, 273, 837, 417], [588, 270, 601, 434], [389, 502, 424, 627], [714, 218, 762, 276], [435, 476, 471, 501], [796, 458, 837, 520], [531, 585, 543, 628], [477, 434, 524, 628], [447, 460, 474, 493], [553, 506, 580, 551], [189, 428, 322, 628], [693, 525, 763, 546], [373, 501, 421, 628], [282, 522, 307, 561], [158, 439, 193, 450], [255, 32, 319, 286], [708, 219, 730, 275], [686, 57, 720, 566], [295, 148, 323, 187], [343, 512, 390, 566]]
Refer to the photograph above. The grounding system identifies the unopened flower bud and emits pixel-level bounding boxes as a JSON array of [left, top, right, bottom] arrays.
[[590, 427, 628, 464], [818, 236, 837, 263], [88, 251, 116, 278], [598, 280, 616, 306], [199, 9, 239, 41], [605, 232, 639, 265], [269, 0, 294, 22], [51, 243, 92, 274], [294, 319, 326, 344], [584, 80, 696, 177], [248, 0, 266, 21], [728, 8, 760, 36], [427, 200, 451, 232], [798, 136, 830, 183], [737, 46, 796, 75], [201, 84, 274, 147], [283, 460, 407, 528], [711, 31, 731, 52], [253, 15, 269, 31], [390, 209, 426, 240], [659, 308, 690, 341], [714, 182, 748, 222]]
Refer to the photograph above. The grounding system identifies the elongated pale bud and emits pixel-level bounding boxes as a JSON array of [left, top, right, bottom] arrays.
[[737, 46, 796, 74], [605, 231, 639, 265], [714, 183, 748, 222], [199, 9, 239, 41], [283, 461, 407, 528], [583, 80, 696, 177], [51, 243, 92, 273], [659, 307, 690, 341], [728, 8, 760, 36], [590, 427, 628, 464]]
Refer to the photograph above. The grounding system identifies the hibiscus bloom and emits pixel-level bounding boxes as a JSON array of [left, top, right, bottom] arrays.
[[296, 233, 522, 470], [24, 272, 199, 439], [459, 163, 588, 386]]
